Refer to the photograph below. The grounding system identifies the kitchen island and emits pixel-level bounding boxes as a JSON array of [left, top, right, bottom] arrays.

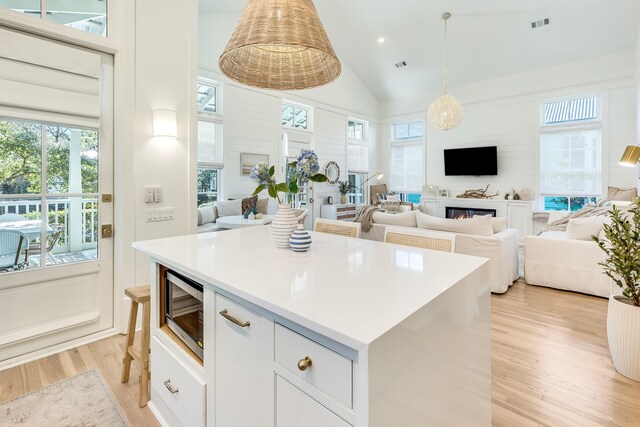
[[133, 226, 491, 427]]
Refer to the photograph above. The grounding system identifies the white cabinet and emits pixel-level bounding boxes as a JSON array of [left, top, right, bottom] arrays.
[[214, 293, 263, 427], [151, 337, 206, 427], [419, 198, 438, 216], [320, 204, 360, 221], [507, 202, 532, 240], [276, 376, 351, 427]]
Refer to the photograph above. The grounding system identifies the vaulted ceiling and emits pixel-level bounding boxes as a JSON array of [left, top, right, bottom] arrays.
[[200, 0, 640, 102]]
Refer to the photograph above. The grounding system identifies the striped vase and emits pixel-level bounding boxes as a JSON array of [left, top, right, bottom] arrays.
[[289, 225, 312, 252], [271, 204, 299, 249]]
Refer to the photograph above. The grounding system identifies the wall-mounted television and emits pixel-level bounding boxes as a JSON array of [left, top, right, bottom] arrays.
[[444, 146, 498, 176]]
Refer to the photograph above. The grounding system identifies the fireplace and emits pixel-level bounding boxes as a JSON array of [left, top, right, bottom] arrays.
[[446, 207, 496, 219]]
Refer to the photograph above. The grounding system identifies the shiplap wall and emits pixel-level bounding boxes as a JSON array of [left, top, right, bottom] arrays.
[[313, 108, 348, 221], [222, 85, 281, 199], [378, 52, 638, 209]]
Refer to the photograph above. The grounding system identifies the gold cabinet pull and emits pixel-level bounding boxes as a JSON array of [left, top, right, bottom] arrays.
[[164, 379, 179, 394], [219, 309, 251, 328], [297, 356, 313, 371]]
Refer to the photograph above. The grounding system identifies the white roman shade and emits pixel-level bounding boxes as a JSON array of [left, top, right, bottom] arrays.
[[390, 142, 423, 192], [347, 143, 368, 173], [285, 130, 312, 158], [540, 128, 602, 196], [0, 27, 101, 128]]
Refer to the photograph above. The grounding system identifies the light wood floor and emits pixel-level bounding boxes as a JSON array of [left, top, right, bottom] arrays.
[[1, 281, 639, 426]]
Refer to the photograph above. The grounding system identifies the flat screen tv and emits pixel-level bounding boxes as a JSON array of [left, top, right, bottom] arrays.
[[444, 146, 498, 176]]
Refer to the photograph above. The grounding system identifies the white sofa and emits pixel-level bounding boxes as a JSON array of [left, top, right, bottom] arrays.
[[360, 211, 520, 294], [524, 212, 614, 298], [197, 198, 276, 233]]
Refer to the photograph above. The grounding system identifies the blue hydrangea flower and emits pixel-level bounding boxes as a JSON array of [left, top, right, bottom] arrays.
[[296, 149, 320, 179], [249, 162, 272, 185]]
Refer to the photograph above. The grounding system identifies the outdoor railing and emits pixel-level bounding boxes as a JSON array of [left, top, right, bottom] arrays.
[[0, 198, 99, 251]]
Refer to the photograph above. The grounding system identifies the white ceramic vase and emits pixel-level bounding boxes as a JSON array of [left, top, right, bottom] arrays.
[[271, 204, 299, 249], [607, 295, 640, 381]]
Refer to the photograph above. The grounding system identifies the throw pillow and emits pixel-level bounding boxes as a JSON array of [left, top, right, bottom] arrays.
[[242, 195, 258, 213], [566, 216, 608, 240], [256, 198, 269, 214], [376, 192, 387, 202], [215, 199, 242, 218], [473, 215, 507, 233], [372, 210, 417, 227], [607, 186, 637, 201], [386, 194, 401, 202], [197, 205, 216, 225], [416, 211, 494, 236]]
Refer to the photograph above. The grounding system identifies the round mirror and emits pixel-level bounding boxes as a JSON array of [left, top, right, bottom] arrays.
[[324, 161, 340, 184]]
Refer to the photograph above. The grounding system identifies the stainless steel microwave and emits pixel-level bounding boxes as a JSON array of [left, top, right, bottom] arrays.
[[164, 270, 203, 360]]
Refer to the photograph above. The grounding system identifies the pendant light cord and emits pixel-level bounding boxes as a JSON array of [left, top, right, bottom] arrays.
[[442, 16, 448, 95]]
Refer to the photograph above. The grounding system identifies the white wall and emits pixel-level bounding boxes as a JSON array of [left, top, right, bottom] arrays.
[[378, 51, 638, 208], [131, 0, 197, 289]]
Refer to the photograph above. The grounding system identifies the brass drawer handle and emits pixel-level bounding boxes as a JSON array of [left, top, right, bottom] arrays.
[[220, 309, 251, 328], [164, 379, 179, 394], [297, 356, 313, 371]]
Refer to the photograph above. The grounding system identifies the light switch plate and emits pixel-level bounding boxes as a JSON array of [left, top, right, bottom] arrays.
[[153, 187, 163, 203], [144, 188, 154, 203]]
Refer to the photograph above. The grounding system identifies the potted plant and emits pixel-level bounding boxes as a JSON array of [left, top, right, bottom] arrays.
[[593, 199, 640, 381], [337, 180, 353, 204], [251, 149, 326, 248]]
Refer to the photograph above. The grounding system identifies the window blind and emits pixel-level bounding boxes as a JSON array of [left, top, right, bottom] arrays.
[[347, 143, 368, 173], [0, 27, 101, 127], [390, 142, 423, 192], [197, 120, 223, 167], [540, 129, 602, 196]]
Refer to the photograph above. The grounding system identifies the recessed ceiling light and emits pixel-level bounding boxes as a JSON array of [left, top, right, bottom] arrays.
[[377, 37, 385, 44]]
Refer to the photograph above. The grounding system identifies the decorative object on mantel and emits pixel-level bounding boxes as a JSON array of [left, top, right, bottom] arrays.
[[423, 185, 439, 198], [251, 149, 327, 248], [289, 224, 312, 252], [218, 0, 341, 91], [457, 184, 499, 199], [427, 12, 464, 131], [593, 198, 640, 381], [324, 161, 340, 184], [439, 189, 449, 197], [518, 188, 532, 201], [338, 180, 354, 204]]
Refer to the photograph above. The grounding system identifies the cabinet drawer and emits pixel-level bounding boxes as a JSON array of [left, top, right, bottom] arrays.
[[275, 323, 352, 408], [336, 206, 355, 213], [276, 375, 351, 427], [151, 336, 206, 427]]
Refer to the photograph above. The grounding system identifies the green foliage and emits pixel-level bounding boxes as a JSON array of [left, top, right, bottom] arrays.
[[338, 180, 354, 195], [252, 160, 327, 204], [0, 121, 98, 195], [592, 199, 640, 306]]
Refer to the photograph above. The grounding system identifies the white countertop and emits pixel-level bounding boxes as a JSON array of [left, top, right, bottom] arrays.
[[133, 227, 488, 349]]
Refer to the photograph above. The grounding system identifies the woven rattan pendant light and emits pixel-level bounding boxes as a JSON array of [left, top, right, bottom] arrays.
[[427, 12, 464, 130], [219, 0, 341, 90]]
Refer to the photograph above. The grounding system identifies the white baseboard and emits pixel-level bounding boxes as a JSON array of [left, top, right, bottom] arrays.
[[0, 328, 121, 372]]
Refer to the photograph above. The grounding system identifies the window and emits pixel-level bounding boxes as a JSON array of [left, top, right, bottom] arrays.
[[539, 94, 602, 211], [390, 121, 424, 194], [197, 79, 220, 115], [347, 173, 365, 204], [197, 77, 223, 207], [348, 119, 366, 140], [0, 0, 108, 37], [282, 102, 311, 130]]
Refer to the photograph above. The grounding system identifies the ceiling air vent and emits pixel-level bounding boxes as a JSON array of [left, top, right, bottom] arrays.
[[531, 18, 550, 29], [395, 60, 407, 68]]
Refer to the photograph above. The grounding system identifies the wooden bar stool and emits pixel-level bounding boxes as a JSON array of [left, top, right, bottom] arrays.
[[121, 285, 151, 408]]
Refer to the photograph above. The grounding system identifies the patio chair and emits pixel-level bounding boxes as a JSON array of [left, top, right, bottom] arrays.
[[0, 230, 30, 271], [29, 224, 65, 264]]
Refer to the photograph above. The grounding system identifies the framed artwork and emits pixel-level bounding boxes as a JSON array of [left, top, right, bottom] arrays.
[[241, 153, 269, 175], [423, 185, 439, 198], [439, 189, 449, 197]]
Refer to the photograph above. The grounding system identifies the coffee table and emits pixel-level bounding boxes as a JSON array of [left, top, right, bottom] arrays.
[[216, 215, 274, 230]]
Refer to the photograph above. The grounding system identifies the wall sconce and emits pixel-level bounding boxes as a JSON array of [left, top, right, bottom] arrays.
[[152, 109, 177, 139], [619, 145, 640, 167]]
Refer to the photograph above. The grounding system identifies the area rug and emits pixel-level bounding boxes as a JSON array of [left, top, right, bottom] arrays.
[[0, 369, 128, 426]]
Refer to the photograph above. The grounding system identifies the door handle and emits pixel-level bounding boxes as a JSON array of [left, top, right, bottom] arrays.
[[101, 224, 113, 238]]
